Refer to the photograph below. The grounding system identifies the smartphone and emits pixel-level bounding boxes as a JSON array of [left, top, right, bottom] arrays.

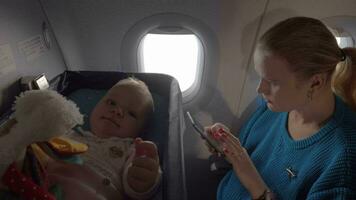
[[186, 111, 223, 154]]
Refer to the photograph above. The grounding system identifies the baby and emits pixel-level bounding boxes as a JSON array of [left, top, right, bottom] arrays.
[[1, 77, 161, 200], [46, 77, 161, 200]]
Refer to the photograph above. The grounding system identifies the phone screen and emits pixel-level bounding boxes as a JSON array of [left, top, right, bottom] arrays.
[[186, 111, 223, 153]]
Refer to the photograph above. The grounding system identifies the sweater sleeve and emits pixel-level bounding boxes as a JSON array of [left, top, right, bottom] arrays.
[[307, 188, 356, 200], [307, 149, 356, 200]]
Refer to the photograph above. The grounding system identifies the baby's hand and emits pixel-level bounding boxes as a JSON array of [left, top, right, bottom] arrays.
[[127, 138, 160, 193], [134, 138, 158, 159]]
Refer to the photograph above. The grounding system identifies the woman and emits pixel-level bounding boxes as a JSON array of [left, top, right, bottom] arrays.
[[208, 17, 356, 199]]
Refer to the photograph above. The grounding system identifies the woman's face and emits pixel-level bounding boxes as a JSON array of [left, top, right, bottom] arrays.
[[253, 47, 310, 112]]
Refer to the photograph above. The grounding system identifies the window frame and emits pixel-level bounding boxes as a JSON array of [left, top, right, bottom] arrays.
[[137, 31, 204, 99], [120, 13, 219, 104]]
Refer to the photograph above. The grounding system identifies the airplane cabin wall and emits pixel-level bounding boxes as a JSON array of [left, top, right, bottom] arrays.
[[0, 0, 66, 114], [40, 0, 220, 72], [192, 0, 269, 133]]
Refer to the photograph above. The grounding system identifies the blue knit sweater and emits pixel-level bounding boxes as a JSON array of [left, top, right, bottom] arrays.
[[217, 96, 356, 200]]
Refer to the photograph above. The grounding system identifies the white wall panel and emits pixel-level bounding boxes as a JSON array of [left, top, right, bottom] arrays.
[[197, 0, 268, 133]]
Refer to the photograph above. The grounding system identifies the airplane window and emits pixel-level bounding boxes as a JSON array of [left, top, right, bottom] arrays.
[[329, 27, 355, 48], [335, 36, 354, 48], [120, 13, 218, 103], [138, 33, 203, 93]]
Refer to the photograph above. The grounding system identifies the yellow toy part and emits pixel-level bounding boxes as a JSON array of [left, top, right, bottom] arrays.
[[47, 137, 88, 155]]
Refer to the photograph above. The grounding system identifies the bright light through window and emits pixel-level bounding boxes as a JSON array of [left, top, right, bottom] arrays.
[[336, 36, 354, 48], [141, 33, 201, 92]]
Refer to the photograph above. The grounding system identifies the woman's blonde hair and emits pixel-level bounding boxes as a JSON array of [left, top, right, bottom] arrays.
[[259, 16, 356, 110]]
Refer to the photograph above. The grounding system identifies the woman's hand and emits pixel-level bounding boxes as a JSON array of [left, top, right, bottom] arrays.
[[209, 123, 268, 199], [204, 123, 230, 155]]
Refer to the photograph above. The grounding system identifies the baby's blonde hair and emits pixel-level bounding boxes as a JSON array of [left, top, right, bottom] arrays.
[[259, 17, 356, 110], [112, 77, 154, 117]]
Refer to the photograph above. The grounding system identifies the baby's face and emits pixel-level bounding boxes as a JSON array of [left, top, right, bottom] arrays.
[[90, 85, 147, 138]]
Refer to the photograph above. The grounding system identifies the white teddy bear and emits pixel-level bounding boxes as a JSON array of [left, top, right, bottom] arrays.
[[0, 89, 83, 176]]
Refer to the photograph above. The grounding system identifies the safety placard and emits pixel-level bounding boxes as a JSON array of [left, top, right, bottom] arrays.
[[18, 34, 46, 61]]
